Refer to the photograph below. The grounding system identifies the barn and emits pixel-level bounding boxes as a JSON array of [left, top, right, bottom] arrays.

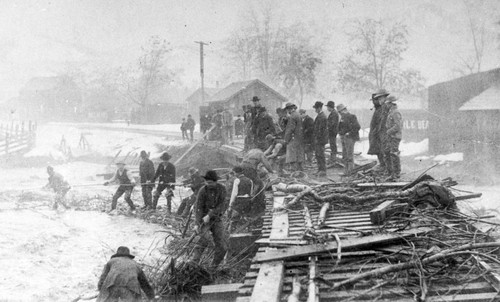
[[208, 79, 287, 117]]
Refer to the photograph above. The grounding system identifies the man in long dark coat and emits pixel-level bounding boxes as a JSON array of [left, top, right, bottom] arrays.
[[299, 109, 314, 164], [384, 96, 403, 180], [368, 89, 390, 171], [313, 102, 328, 176], [284, 102, 304, 171], [326, 101, 339, 164], [152, 152, 176, 213], [253, 107, 275, 151]]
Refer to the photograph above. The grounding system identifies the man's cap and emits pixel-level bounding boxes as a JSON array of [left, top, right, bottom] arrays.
[[313, 101, 323, 109], [298, 109, 307, 114], [372, 88, 390, 99], [251, 96, 260, 102], [336, 104, 347, 112], [140, 150, 148, 157], [202, 170, 219, 181], [160, 152, 171, 161], [284, 102, 296, 109], [47, 165, 54, 171], [326, 101, 335, 108], [111, 246, 135, 259]]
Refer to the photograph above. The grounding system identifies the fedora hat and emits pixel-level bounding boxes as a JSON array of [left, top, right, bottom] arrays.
[[372, 89, 390, 99], [251, 96, 260, 102], [386, 95, 398, 103], [336, 104, 347, 112], [284, 102, 296, 109], [313, 101, 323, 109], [111, 246, 135, 259], [326, 101, 335, 108], [202, 170, 219, 181], [160, 152, 171, 161]]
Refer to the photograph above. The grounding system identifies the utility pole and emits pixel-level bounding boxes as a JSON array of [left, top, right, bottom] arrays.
[[195, 41, 208, 104]]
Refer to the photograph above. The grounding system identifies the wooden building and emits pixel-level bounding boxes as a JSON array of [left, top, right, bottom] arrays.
[[185, 87, 220, 118], [428, 68, 500, 155], [208, 79, 288, 117]]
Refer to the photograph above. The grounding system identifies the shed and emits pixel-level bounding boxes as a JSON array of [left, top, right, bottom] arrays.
[[208, 79, 287, 117], [427, 68, 500, 155]]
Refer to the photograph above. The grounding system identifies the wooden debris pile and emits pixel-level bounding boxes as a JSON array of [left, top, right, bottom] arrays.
[[238, 175, 500, 302]]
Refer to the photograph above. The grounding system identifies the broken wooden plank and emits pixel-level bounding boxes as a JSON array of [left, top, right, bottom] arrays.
[[269, 195, 289, 240], [308, 256, 319, 302], [369, 200, 408, 225], [253, 227, 434, 263], [249, 261, 284, 302], [202, 283, 242, 302], [472, 255, 500, 292]]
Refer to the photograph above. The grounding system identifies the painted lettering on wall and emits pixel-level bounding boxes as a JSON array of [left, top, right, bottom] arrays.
[[404, 120, 428, 130]]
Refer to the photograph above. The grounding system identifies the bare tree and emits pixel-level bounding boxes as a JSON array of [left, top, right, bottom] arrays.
[[225, 28, 255, 80], [337, 19, 425, 94], [118, 36, 173, 123]]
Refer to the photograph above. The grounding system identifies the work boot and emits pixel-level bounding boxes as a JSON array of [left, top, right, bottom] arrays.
[[166, 197, 172, 215], [152, 195, 159, 210]]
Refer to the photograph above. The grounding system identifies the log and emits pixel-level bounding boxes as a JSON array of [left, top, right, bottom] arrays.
[[308, 256, 319, 302], [317, 202, 331, 228], [253, 227, 434, 263]]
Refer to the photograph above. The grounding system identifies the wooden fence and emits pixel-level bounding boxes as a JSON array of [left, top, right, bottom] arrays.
[[0, 121, 37, 158]]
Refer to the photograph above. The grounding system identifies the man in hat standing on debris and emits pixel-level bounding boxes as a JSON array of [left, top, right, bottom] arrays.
[[384, 96, 403, 180], [97, 246, 155, 302], [313, 101, 328, 177], [152, 152, 176, 213], [368, 89, 390, 172], [284, 102, 304, 171], [180, 118, 188, 140], [253, 106, 276, 151], [337, 104, 361, 175], [104, 162, 137, 212], [299, 109, 314, 164], [44, 166, 71, 210], [139, 150, 155, 210], [326, 100, 340, 164], [192, 170, 228, 267]]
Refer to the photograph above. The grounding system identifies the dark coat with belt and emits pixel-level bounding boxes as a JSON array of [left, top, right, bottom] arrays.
[[97, 256, 154, 302], [368, 104, 384, 154], [339, 112, 361, 141], [302, 115, 314, 145], [313, 111, 328, 145], [139, 158, 155, 184]]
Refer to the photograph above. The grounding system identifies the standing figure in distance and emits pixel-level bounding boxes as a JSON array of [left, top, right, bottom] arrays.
[[283, 102, 304, 172], [313, 101, 328, 177], [104, 162, 137, 213], [97, 246, 155, 302], [299, 109, 314, 164], [152, 152, 176, 213], [186, 114, 196, 142], [44, 166, 71, 210], [180, 118, 188, 140], [326, 101, 340, 164], [368, 89, 390, 172], [384, 96, 403, 181]]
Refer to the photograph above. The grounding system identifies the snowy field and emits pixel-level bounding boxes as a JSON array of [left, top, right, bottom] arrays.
[[0, 122, 499, 301]]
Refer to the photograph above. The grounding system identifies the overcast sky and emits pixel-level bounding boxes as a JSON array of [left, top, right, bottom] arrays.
[[0, 0, 499, 101]]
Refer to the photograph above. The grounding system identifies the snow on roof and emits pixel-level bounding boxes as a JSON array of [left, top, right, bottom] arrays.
[[459, 83, 500, 111]]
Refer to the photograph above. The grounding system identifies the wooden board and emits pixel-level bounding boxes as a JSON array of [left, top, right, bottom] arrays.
[[253, 227, 434, 263], [269, 196, 288, 240], [249, 261, 284, 302], [369, 200, 408, 225]]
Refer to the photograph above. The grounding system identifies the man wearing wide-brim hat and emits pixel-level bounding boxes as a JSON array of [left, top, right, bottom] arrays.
[[97, 246, 155, 302], [337, 104, 361, 175], [326, 100, 340, 164], [313, 101, 328, 177], [152, 152, 176, 213], [192, 170, 228, 267], [368, 89, 390, 172], [383, 95, 403, 180], [104, 162, 137, 213], [283, 102, 304, 171]]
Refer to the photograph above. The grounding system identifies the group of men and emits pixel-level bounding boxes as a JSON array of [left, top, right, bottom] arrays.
[[180, 114, 196, 141], [368, 89, 403, 180], [240, 95, 361, 177]]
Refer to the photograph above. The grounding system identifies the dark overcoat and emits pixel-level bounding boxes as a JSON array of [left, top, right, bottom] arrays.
[[284, 111, 304, 163], [313, 111, 328, 145]]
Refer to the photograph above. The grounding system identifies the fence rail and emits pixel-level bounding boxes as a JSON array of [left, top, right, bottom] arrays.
[[0, 121, 37, 158]]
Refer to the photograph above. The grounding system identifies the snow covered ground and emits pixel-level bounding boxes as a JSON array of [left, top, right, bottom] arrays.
[[0, 122, 497, 301]]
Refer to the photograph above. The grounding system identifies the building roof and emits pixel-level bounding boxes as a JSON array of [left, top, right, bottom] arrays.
[[459, 83, 500, 111], [209, 79, 287, 104], [185, 87, 220, 103]]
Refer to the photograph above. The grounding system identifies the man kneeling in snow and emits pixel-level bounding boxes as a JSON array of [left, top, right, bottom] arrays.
[[97, 246, 155, 302]]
